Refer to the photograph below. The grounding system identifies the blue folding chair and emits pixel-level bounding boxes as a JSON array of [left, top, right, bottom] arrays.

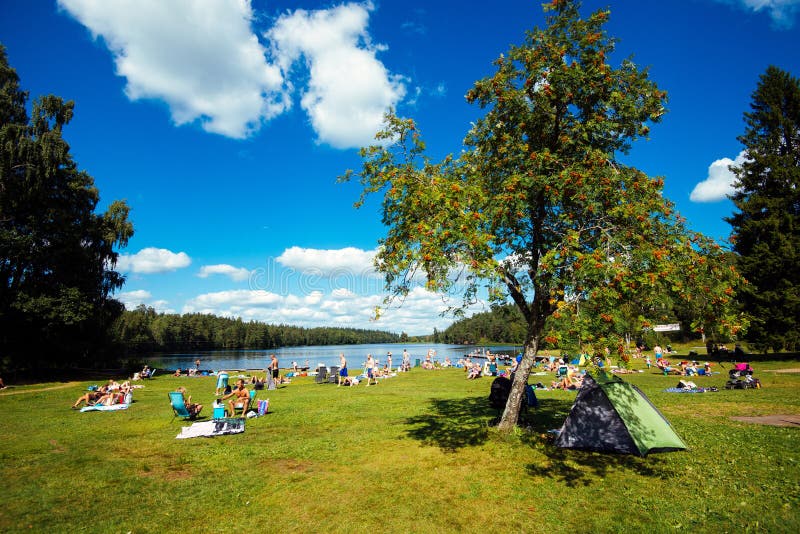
[[169, 391, 196, 421]]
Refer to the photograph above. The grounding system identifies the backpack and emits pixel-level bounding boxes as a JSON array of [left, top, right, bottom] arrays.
[[489, 377, 512, 409], [525, 384, 538, 408]]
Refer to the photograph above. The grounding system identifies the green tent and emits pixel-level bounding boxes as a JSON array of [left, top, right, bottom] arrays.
[[555, 371, 687, 456]]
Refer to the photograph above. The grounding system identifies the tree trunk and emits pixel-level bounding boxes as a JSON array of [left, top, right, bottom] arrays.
[[496, 332, 539, 432]]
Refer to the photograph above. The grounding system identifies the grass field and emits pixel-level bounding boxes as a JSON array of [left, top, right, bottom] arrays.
[[1, 358, 798, 533]]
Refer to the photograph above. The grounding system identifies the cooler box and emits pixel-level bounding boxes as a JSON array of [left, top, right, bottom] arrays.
[[213, 405, 225, 419]]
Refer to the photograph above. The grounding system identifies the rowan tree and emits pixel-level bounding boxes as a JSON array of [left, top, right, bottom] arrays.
[[342, 1, 744, 430]]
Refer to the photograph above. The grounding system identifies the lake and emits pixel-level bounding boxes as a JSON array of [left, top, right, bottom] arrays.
[[142, 343, 522, 373]]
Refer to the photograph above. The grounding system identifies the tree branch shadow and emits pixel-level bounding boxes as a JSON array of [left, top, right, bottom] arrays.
[[404, 395, 493, 452], [404, 393, 681, 486]]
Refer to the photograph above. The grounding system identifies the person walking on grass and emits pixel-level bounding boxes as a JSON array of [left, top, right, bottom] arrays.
[[365, 354, 377, 386], [269, 354, 279, 383]]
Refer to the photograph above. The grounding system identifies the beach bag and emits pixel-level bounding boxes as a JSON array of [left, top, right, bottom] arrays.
[[258, 399, 269, 416]]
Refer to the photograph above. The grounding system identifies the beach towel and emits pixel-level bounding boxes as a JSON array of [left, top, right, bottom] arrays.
[[176, 418, 245, 439], [80, 403, 130, 412]]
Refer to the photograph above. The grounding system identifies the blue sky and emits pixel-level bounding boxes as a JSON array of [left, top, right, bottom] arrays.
[[1, 0, 798, 335]]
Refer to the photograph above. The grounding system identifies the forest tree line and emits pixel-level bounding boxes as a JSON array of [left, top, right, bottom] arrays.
[[439, 302, 710, 350], [439, 305, 527, 346], [111, 305, 402, 354]]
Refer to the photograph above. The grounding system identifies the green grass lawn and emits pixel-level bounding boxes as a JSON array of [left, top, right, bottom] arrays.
[[1, 359, 798, 533]]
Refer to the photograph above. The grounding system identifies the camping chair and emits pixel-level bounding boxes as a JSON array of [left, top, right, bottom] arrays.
[[169, 391, 197, 422], [315, 367, 328, 384], [328, 366, 339, 383], [556, 365, 569, 379]]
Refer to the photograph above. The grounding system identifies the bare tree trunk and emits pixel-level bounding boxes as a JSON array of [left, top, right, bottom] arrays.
[[496, 334, 539, 431]]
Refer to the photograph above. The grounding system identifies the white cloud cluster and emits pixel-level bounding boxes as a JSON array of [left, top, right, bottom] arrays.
[[116, 289, 174, 313], [716, 0, 800, 28], [58, 0, 288, 138], [116, 247, 191, 274], [181, 284, 465, 334], [113, 246, 487, 334], [198, 264, 252, 282], [689, 150, 747, 202], [276, 246, 379, 276], [267, 2, 406, 148], [59, 0, 406, 147]]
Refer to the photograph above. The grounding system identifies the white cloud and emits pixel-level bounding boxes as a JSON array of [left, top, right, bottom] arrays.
[[116, 247, 191, 274], [118, 289, 152, 303], [150, 299, 172, 312], [267, 2, 407, 148], [185, 290, 283, 309], [715, 0, 800, 28], [59, 1, 408, 146], [58, 0, 289, 138], [178, 284, 475, 335], [276, 246, 378, 276], [198, 264, 252, 282], [116, 290, 175, 313], [689, 150, 748, 202]]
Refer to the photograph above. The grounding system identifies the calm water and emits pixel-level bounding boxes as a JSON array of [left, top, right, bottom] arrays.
[[143, 343, 521, 372]]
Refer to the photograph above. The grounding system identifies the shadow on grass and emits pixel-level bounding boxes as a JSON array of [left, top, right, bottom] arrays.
[[405, 395, 677, 486], [404, 395, 494, 452]]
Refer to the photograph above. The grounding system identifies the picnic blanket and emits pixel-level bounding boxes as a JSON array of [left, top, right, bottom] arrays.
[[176, 418, 245, 439], [80, 403, 130, 412]]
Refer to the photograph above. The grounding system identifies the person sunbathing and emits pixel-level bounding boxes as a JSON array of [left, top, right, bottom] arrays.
[[340, 376, 359, 386], [71, 385, 108, 409], [97, 390, 122, 406], [176, 386, 202, 417], [552, 373, 583, 390], [467, 363, 482, 379], [222, 379, 250, 417]]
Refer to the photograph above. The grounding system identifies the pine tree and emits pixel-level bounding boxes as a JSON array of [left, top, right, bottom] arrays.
[[727, 66, 800, 352]]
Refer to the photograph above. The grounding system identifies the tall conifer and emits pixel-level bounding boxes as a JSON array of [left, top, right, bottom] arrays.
[[727, 66, 800, 351]]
